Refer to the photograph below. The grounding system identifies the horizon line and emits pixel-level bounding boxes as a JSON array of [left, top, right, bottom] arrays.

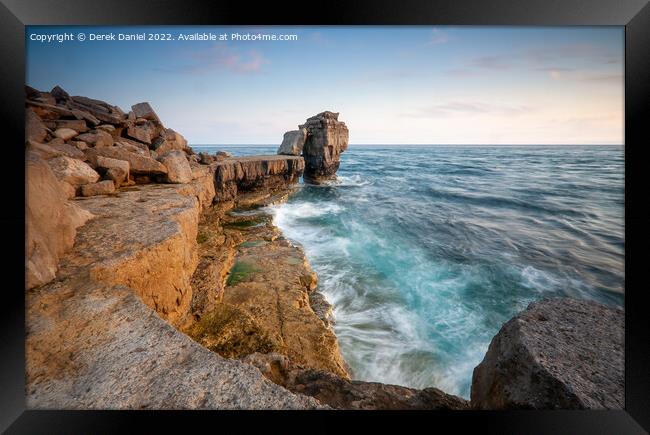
[[190, 143, 625, 147]]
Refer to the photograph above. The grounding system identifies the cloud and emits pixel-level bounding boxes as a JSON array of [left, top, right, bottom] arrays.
[[575, 73, 623, 83], [524, 43, 620, 65], [533, 67, 622, 83], [191, 44, 268, 74], [157, 43, 269, 75], [427, 28, 449, 45], [470, 55, 511, 70], [401, 101, 533, 118], [447, 43, 621, 77]]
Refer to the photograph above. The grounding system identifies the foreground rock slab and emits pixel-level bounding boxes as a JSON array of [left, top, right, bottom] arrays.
[[26, 183, 323, 409], [470, 297, 624, 409]]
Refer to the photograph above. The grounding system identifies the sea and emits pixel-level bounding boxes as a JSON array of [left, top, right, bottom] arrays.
[[192, 144, 625, 399]]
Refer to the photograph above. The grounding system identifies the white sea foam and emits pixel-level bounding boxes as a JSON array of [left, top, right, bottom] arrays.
[[264, 145, 624, 400], [335, 174, 371, 187], [267, 201, 343, 221]]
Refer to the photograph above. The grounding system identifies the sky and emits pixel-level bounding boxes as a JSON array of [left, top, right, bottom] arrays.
[[26, 26, 624, 145]]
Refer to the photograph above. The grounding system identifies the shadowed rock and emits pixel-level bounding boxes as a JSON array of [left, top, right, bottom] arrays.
[[212, 155, 304, 202], [471, 297, 624, 410], [241, 352, 469, 410], [26, 108, 47, 143]]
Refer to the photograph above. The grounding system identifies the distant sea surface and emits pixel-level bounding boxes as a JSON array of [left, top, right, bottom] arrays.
[[193, 144, 625, 399]]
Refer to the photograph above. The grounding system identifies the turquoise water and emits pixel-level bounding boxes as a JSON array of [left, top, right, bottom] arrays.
[[193, 145, 625, 398]]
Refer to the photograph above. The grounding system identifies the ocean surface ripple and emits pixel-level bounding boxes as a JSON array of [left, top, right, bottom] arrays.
[[194, 145, 624, 399]]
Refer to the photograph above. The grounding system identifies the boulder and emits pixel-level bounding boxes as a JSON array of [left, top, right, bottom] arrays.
[[25, 85, 41, 100], [114, 138, 150, 155], [76, 130, 114, 148], [26, 108, 48, 143], [47, 156, 100, 186], [71, 109, 100, 126], [96, 155, 129, 173], [81, 180, 116, 197], [471, 298, 624, 410], [199, 152, 215, 164], [86, 146, 167, 175], [26, 152, 94, 289], [298, 111, 349, 183], [165, 128, 188, 148], [105, 167, 128, 186], [96, 124, 115, 132], [50, 85, 70, 102], [96, 124, 119, 138], [26, 100, 76, 120], [277, 128, 307, 156], [96, 155, 130, 187], [157, 150, 192, 184], [131, 102, 160, 123], [69, 140, 88, 151], [68, 96, 125, 125], [32, 93, 56, 105], [27, 141, 65, 160], [46, 141, 86, 160], [53, 128, 79, 141], [55, 119, 88, 133], [151, 137, 173, 156], [126, 124, 153, 144]]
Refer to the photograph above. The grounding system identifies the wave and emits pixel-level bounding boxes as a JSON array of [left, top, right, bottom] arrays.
[[267, 145, 624, 399], [422, 187, 599, 219]]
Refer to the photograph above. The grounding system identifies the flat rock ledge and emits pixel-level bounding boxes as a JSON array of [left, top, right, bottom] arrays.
[[26, 182, 323, 409], [470, 297, 624, 410], [212, 155, 304, 202]]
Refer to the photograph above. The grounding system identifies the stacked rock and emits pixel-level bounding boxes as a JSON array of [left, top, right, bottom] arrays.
[[25, 85, 208, 197], [277, 111, 349, 184]]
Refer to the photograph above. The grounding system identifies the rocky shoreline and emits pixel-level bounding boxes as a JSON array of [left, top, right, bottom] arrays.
[[25, 86, 624, 410]]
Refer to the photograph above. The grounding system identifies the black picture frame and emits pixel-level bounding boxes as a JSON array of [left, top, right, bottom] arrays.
[[2, 0, 649, 433]]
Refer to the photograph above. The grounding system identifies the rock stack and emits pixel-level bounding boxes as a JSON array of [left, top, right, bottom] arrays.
[[25, 85, 205, 198], [277, 111, 349, 184]]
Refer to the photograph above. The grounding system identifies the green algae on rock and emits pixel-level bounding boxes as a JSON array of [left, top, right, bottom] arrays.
[[184, 303, 282, 358], [226, 260, 262, 286]]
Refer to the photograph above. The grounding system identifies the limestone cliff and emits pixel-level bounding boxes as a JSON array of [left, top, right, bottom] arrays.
[[26, 182, 322, 409]]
